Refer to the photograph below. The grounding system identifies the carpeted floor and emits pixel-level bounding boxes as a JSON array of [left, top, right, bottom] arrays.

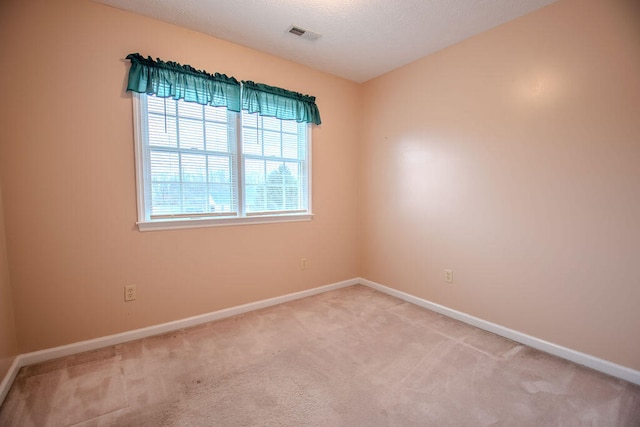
[[1, 285, 639, 426]]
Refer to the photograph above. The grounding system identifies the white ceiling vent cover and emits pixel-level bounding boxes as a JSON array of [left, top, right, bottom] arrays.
[[287, 25, 321, 40]]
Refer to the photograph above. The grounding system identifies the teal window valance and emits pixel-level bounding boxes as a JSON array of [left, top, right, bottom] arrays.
[[125, 53, 241, 112], [125, 53, 321, 125], [241, 81, 322, 125]]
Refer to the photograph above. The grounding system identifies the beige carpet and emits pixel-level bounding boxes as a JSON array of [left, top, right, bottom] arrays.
[[1, 285, 639, 426]]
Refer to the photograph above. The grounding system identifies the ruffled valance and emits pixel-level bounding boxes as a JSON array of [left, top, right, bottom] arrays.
[[241, 81, 321, 125], [126, 53, 321, 125], [126, 53, 241, 112]]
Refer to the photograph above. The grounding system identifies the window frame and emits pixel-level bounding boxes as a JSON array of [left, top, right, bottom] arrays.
[[132, 93, 313, 231]]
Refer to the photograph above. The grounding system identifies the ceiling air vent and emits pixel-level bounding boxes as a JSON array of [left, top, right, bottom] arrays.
[[287, 25, 321, 40]]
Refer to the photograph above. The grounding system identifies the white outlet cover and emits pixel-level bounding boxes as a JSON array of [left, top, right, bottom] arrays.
[[444, 269, 453, 283]]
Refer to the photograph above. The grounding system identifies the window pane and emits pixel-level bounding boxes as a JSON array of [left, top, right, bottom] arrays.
[[209, 184, 234, 213], [285, 186, 299, 209], [245, 158, 265, 184], [182, 183, 209, 213], [151, 182, 181, 216], [262, 115, 281, 131], [208, 155, 231, 183], [266, 185, 283, 211], [147, 96, 176, 116], [242, 126, 261, 155], [263, 162, 293, 211], [181, 154, 206, 182], [245, 185, 266, 212], [263, 130, 281, 157], [150, 151, 180, 182], [285, 162, 300, 180], [206, 122, 230, 152], [148, 114, 177, 148], [266, 161, 283, 177], [281, 120, 297, 134], [242, 111, 258, 128], [282, 133, 299, 159], [205, 106, 228, 122], [178, 118, 204, 150], [178, 101, 203, 120]]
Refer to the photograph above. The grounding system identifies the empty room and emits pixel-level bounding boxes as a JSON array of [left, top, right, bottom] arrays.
[[0, 0, 639, 425]]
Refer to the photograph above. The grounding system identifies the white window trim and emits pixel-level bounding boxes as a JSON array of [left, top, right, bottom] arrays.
[[132, 93, 313, 232]]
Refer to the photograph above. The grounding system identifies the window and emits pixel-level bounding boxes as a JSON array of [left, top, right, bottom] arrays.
[[133, 93, 311, 231], [125, 53, 320, 231]]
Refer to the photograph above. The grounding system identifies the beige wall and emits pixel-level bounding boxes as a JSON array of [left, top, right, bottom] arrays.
[[0, 0, 360, 353], [0, 183, 18, 378], [361, 0, 640, 370]]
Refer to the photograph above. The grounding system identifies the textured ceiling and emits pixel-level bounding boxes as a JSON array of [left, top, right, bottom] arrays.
[[94, 0, 558, 83]]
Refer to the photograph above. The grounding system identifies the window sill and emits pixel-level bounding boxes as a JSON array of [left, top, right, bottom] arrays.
[[137, 213, 313, 232]]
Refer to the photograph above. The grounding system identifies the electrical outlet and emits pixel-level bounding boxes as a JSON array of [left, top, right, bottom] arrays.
[[125, 284, 137, 301], [444, 269, 453, 283], [300, 258, 309, 270]]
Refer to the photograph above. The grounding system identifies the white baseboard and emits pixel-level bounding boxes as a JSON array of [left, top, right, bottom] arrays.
[[2, 276, 638, 407], [0, 357, 20, 406], [0, 278, 357, 405], [359, 277, 640, 386]]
